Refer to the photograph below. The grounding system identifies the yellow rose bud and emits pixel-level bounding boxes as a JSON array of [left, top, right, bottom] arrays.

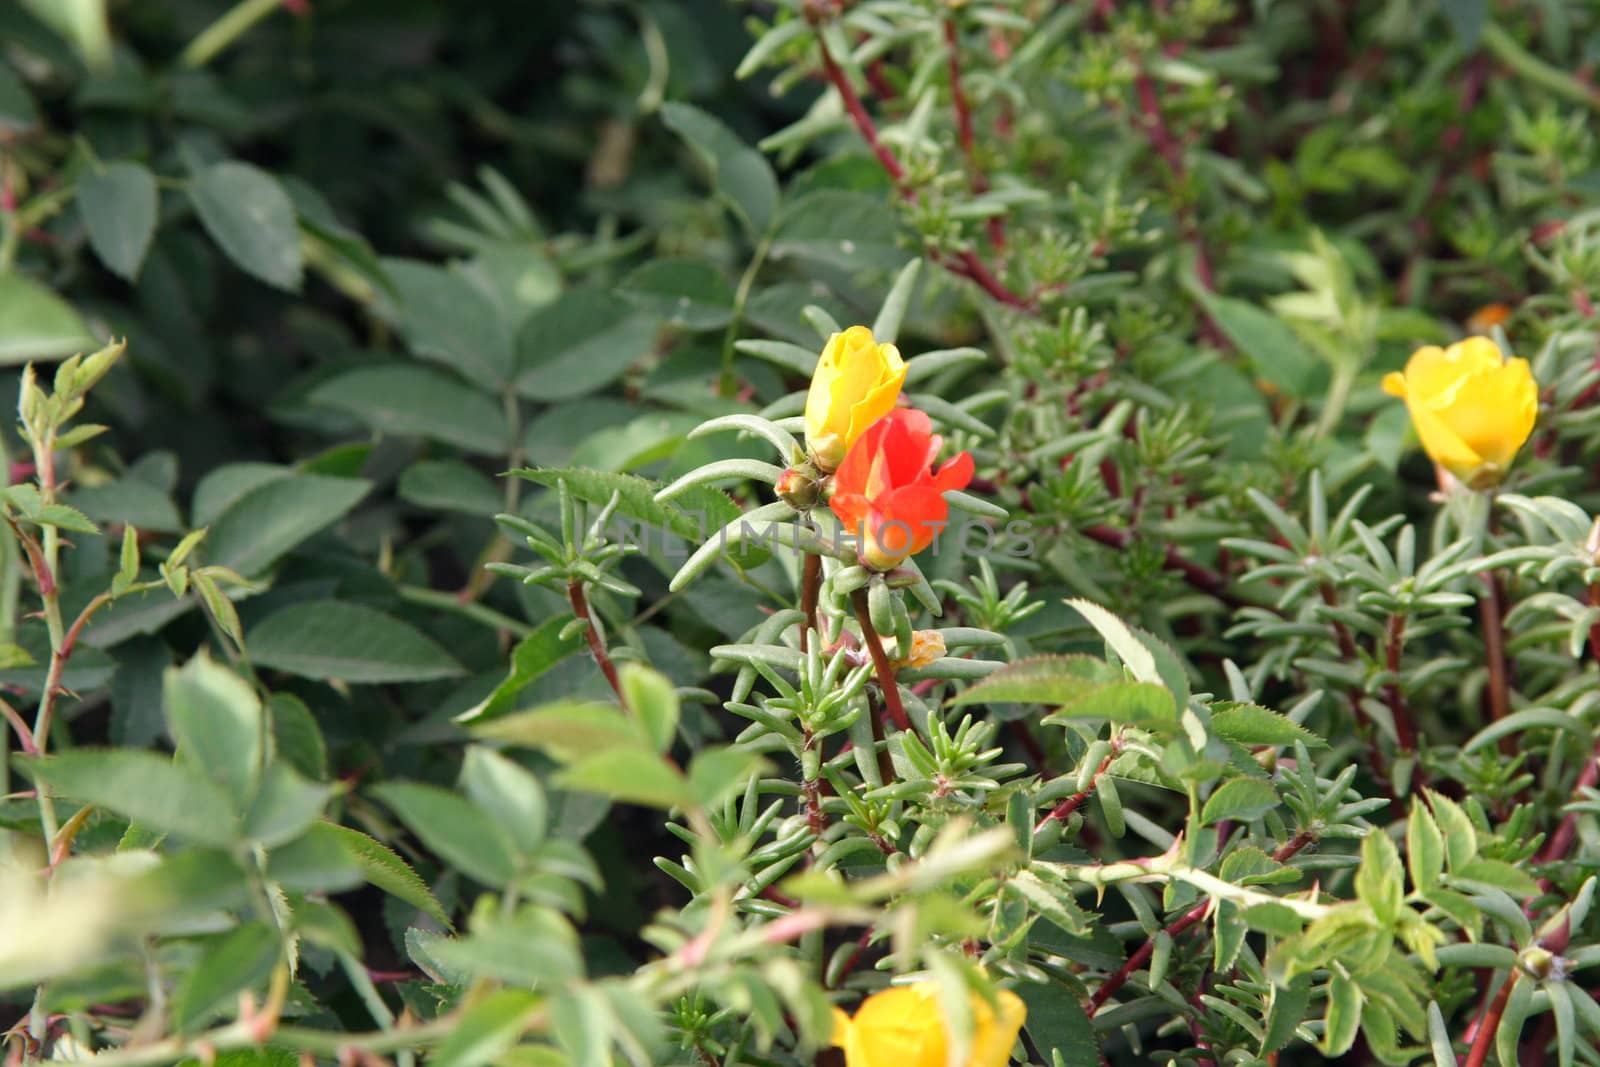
[[804, 325, 907, 472], [831, 982, 1026, 1067], [1381, 337, 1538, 489]]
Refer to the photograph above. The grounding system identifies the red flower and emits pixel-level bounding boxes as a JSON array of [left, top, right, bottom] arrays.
[[828, 409, 974, 570]]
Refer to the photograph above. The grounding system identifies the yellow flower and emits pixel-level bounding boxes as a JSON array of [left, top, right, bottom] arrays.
[[830, 982, 1026, 1067], [804, 325, 906, 472], [1381, 337, 1538, 488]]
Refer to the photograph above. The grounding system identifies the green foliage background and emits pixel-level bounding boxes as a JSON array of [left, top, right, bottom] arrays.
[[2, 1, 1600, 1065]]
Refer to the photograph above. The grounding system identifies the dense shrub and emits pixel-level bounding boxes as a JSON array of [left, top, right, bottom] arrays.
[[2, 2, 1599, 1066]]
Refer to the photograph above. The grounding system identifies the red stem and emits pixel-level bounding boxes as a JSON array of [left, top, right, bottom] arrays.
[[1034, 747, 1117, 834], [943, 18, 1004, 249], [1480, 572, 1514, 755], [814, 32, 908, 191], [1081, 524, 1235, 603], [1461, 972, 1518, 1067], [850, 590, 909, 731], [568, 581, 628, 711], [1383, 613, 1417, 754], [799, 552, 821, 653]]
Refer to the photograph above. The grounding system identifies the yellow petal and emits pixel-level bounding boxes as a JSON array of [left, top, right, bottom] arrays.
[[966, 991, 1027, 1067], [1381, 371, 1408, 399], [806, 332, 846, 448], [847, 985, 947, 1067], [845, 343, 906, 446], [1434, 356, 1537, 472], [1407, 399, 1485, 481]]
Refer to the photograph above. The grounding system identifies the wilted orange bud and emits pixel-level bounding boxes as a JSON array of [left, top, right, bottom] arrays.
[[1467, 303, 1512, 334], [1382, 337, 1538, 489], [830, 982, 1026, 1067], [886, 630, 946, 669], [805, 326, 906, 472]]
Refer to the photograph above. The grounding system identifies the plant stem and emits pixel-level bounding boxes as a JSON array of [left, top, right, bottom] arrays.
[[1088, 829, 1315, 1014], [1587, 582, 1600, 662], [1462, 970, 1519, 1067], [813, 31, 908, 190], [811, 21, 1033, 310], [798, 552, 821, 653], [180, 0, 287, 68], [1383, 612, 1417, 754], [943, 17, 1003, 249], [1035, 745, 1116, 833], [1537, 737, 1600, 873], [1480, 571, 1514, 753], [849, 589, 909, 731], [718, 236, 772, 397], [1082, 524, 1237, 604], [569, 580, 628, 711]]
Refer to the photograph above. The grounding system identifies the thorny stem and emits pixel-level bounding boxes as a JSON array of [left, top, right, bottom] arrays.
[[568, 580, 628, 712], [798, 552, 821, 654], [1034, 745, 1117, 834], [1462, 971, 1519, 1067], [1087, 829, 1316, 1015], [849, 590, 909, 732]]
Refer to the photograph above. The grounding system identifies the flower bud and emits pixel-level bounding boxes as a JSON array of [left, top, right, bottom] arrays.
[[804, 326, 906, 473]]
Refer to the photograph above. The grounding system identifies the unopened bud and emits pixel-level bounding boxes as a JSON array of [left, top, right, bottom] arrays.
[[775, 464, 823, 512]]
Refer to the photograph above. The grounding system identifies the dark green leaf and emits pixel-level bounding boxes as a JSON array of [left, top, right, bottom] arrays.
[[172, 922, 280, 1031], [373, 781, 519, 888], [188, 162, 303, 291], [516, 287, 659, 401], [17, 749, 236, 846], [618, 259, 735, 330], [79, 162, 159, 280], [247, 601, 464, 683], [308, 364, 510, 455], [205, 473, 369, 576]]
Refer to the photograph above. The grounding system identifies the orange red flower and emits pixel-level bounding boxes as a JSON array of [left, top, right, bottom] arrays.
[[829, 408, 973, 570]]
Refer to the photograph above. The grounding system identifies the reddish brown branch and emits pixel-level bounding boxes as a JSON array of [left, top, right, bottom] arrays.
[[814, 32, 908, 191], [799, 552, 821, 653], [813, 21, 1034, 309], [1537, 739, 1600, 874], [1462, 972, 1519, 1067], [1034, 746, 1117, 834], [568, 580, 628, 711], [1081, 524, 1235, 603], [943, 18, 1004, 249], [850, 590, 909, 731], [1480, 573, 1514, 755], [1383, 613, 1417, 754]]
